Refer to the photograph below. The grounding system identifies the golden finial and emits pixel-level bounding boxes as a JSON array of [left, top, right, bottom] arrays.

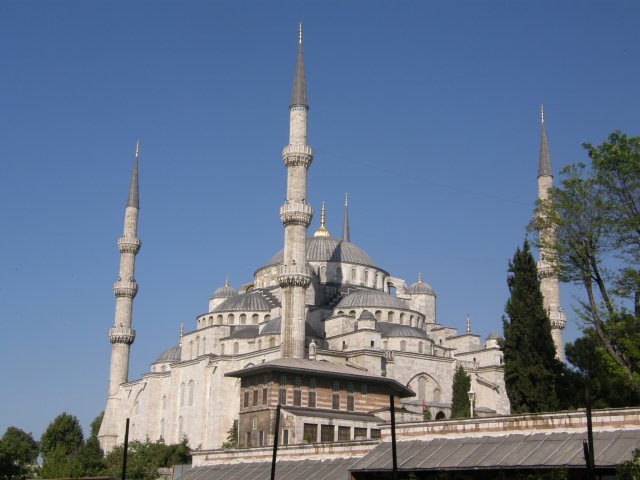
[[224, 275, 229, 288], [135, 138, 140, 159], [179, 321, 184, 347], [314, 201, 330, 237], [540, 104, 544, 124], [345, 192, 348, 207], [298, 22, 302, 44], [418, 272, 423, 283]]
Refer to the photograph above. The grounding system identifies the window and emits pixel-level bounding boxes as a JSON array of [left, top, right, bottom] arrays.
[[338, 426, 351, 442], [180, 382, 186, 406], [233, 342, 239, 354], [246, 432, 252, 447], [371, 429, 381, 439], [350, 268, 357, 283], [303, 423, 317, 443], [262, 386, 268, 405], [294, 376, 302, 406], [259, 431, 264, 446], [279, 375, 287, 405], [195, 337, 200, 354], [400, 313, 405, 325], [308, 378, 316, 407], [347, 383, 355, 411], [217, 315, 223, 324], [388, 311, 395, 322], [252, 314, 259, 324], [240, 314, 246, 324], [269, 337, 276, 348], [253, 388, 258, 406], [400, 340, 407, 352], [243, 390, 250, 408], [364, 270, 369, 285], [332, 381, 340, 410], [354, 427, 367, 440], [321, 424, 335, 442], [282, 429, 289, 445], [375, 310, 382, 321], [228, 314, 234, 324], [419, 342, 424, 354], [370, 340, 375, 348], [188, 380, 195, 406], [361, 384, 368, 396]]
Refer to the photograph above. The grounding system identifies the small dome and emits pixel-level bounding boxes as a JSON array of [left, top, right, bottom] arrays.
[[267, 237, 376, 268], [376, 322, 428, 339], [153, 345, 181, 364], [407, 274, 435, 295], [259, 317, 319, 337], [487, 332, 502, 340], [211, 279, 238, 299], [337, 289, 407, 309], [359, 310, 376, 320], [214, 292, 272, 312]]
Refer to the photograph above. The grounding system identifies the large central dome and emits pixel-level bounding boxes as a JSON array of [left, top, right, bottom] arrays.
[[267, 236, 376, 268]]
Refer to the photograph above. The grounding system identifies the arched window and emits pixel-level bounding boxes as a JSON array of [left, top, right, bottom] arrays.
[[264, 314, 271, 322], [208, 316, 213, 326], [433, 388, 442, 403], [364, 270, 369, 286], [189, 341, 194, 359], [375, 273, 380, 289], [383, 340, 388, 350], [180, 382, 186, 406], [240, 314, 247, 325], [188, 380, 195, 406], [399, 313, 405, 325], [217, 315, 223, 324], [195, 337, 200, 356], [375, 310, 382, 321], [400, 340, 407, 352], [349, 310, 356, 317], [351, 268, 357, 284], [233, 342, 239, 354], [337, 310, 344, 316], [162, 395, 167, 410], [435, 411, 446, 420], [418, 342, 424, 354], [388, 311, 395, 322], [269, 337, 276, 348], [202, 337, 207, 354], [418, 376, 427, 401], [320, 265, 327, 283], [228, 314, 235, 324], [252, 314, 259, 324]]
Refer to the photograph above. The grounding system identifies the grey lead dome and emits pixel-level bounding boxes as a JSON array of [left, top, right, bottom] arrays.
[[214, 292, 272, 312], [337, 289, 407, 309], [153, 345, 181, 364], [267, 237, 376, 268]]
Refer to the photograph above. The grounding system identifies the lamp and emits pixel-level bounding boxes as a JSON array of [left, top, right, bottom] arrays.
[[467, 385, 476, 418]]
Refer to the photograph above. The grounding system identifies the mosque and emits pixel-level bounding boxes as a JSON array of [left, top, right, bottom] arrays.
[[98, 26, 564, 453]]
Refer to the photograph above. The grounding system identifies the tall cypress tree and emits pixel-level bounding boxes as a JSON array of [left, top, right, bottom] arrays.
[[501, 240, 560, 413], [451, 365, 472, 419]]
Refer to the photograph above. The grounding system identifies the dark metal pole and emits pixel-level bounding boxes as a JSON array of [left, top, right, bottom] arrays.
[[389, 395, 398, 480], [121, 418, 130, 480], [270, 404, 281, 480], [585, 379, 596, 479]]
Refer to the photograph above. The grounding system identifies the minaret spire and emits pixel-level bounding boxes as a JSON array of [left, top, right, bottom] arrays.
[[314, 201, 330, 237], [535, 108, 566, 361], [538, 105, 552, 178], [342, 193, 350, 242], [127, 139, 140, 208], [278, 25, 314, 358]]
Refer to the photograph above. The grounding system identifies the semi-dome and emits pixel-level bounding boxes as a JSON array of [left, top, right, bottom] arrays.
[[486, 332, 502, 340], [358, 310, 376, 320], [336, 289, 407, 310], [406, 274, 435, 295], [266, 237, 376, 268], [214, 292, 272, 312], [211, 280, 238, 299], [153, 345, 181, 364], [376, 322, 428, 339]]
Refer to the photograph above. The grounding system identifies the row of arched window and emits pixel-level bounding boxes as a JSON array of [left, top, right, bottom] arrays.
[[198, 313, 272, 328], [337, 309, 426, 329]]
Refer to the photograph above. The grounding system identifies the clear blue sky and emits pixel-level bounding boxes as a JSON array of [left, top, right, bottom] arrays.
[[1, 0, 638, 440]]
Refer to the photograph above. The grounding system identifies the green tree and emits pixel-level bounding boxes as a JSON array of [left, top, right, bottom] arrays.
[[76, 412, 105, 477], [104, 439, 191, 480], [39, 412, 86, 479], [501, 241, 560, 413], [0, 427, 39, 480], [618, 448, 640, 480], [221, 421, 239, 449], [532, 132, 640, 396], [450, 365, 471, 419]]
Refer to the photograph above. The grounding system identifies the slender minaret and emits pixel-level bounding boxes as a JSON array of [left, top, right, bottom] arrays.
[[536, 106, 566, 361], [342, 193, 350, 242], [107, 141, 141, 395], [278, 24, 314, 358]]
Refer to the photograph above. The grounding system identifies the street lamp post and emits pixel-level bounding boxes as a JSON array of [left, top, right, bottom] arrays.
[[467, 385, 475, 418]]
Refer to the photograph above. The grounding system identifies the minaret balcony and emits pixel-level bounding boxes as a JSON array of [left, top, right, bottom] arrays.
[[279, 202, 313, 227], [109, 326, 136, 345], [282, 144, 313, 168], [536, 261, 555, 279], [113, 280, 139, 298], [118, 236, 141, 254], [277, 265, 312, 288], [549, 308, 567, 329]]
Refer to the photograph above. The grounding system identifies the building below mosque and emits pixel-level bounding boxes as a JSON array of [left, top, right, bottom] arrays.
[[99, 26, 566, 454]]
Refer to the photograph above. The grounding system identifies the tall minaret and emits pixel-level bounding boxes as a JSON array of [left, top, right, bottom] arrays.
[[107, 141, 141, 395], [536, 106, 566, 361], [278, 24, 314, 358]]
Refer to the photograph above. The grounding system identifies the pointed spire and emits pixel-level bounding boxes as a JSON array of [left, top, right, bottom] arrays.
[[466, 315, 471, 334], [538, 105, 552, 177], [290, 23, 308, 109], [342, 193, 351, 242], [179, 321, 184, 348], [127, 139, 140, 208], [224, 275, 229, 287], [314, 201, 330, 237], [418, 272, 423, 283]]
